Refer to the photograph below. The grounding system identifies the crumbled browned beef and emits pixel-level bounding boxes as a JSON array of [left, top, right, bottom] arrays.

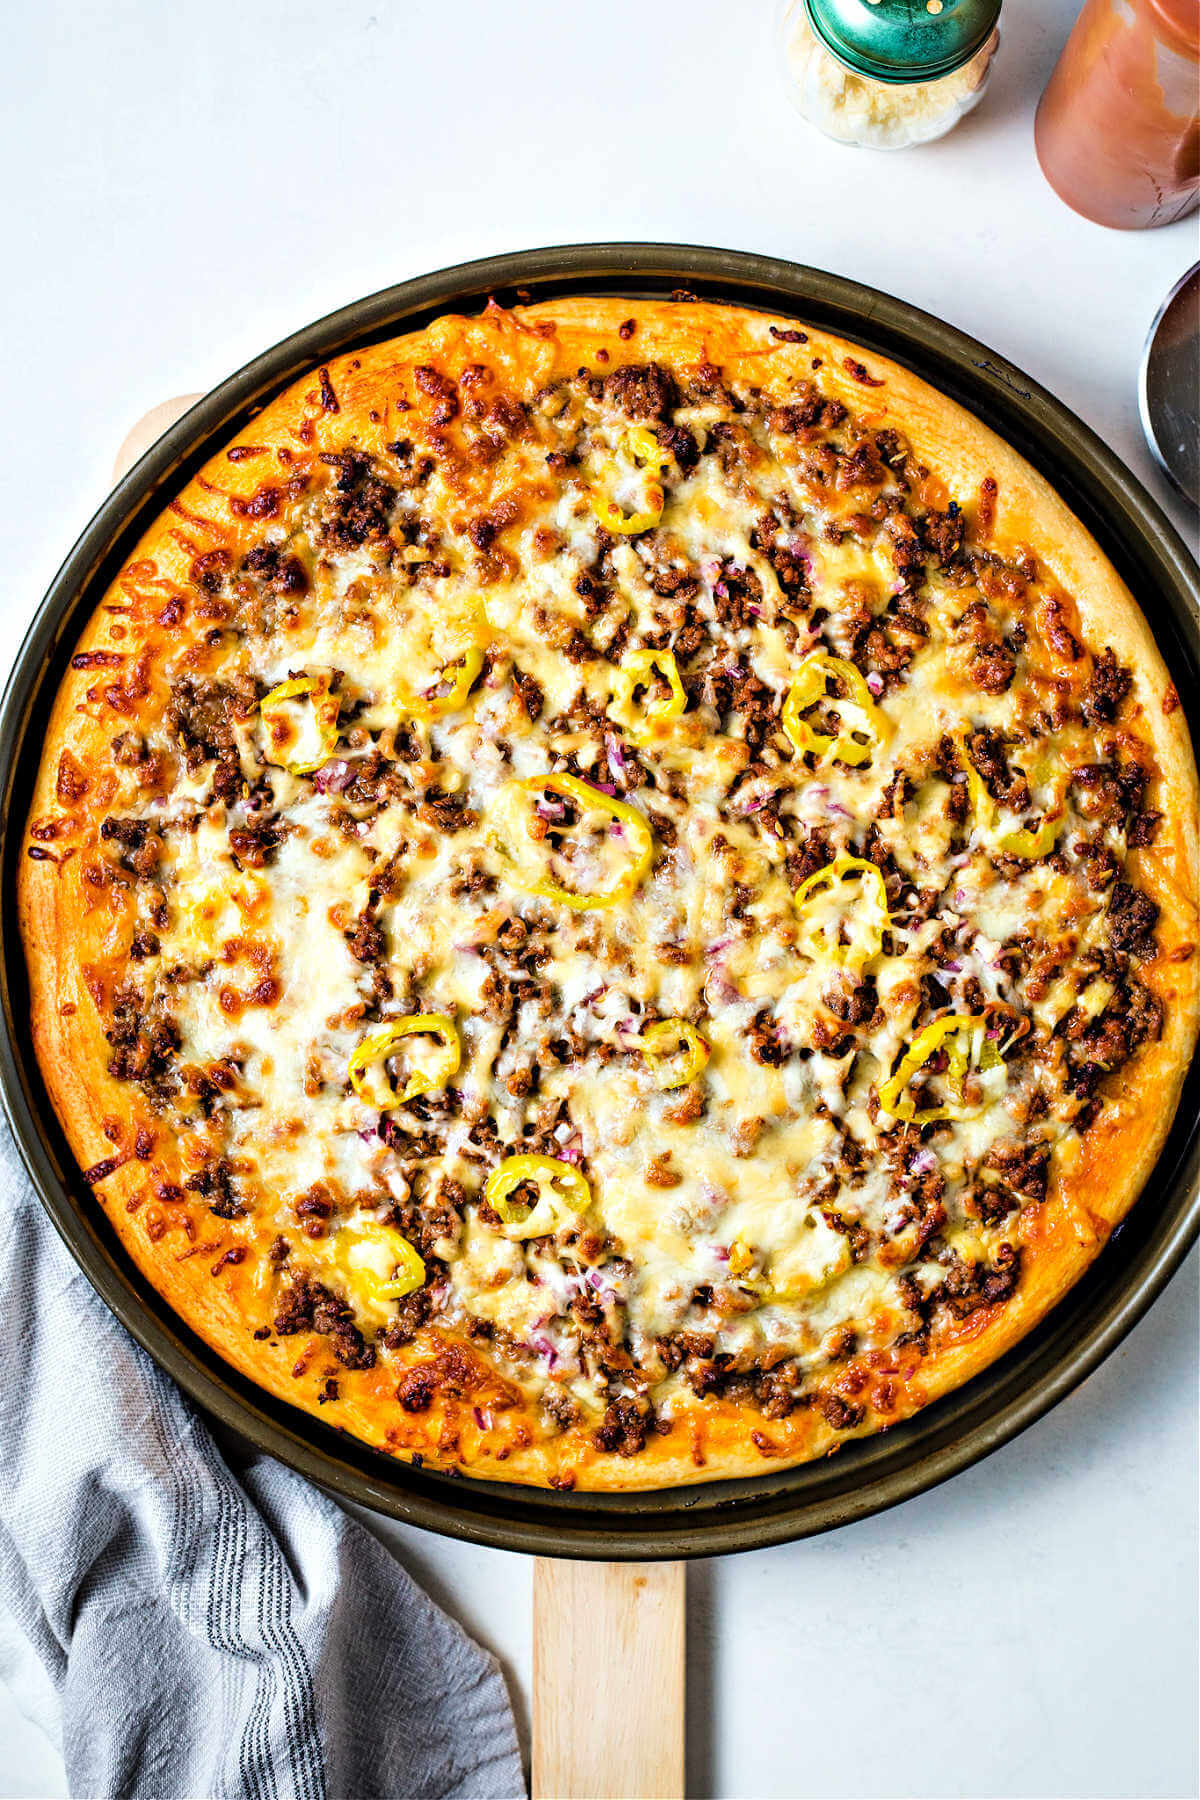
[[603, 362, 679, 421], [1080, 647, 1132, 725], [938, 1244, 1022, 1320], [168, 676, 249, 801], [542, 1389, 582, 1432], [241, 542, 308, 596], [969, 641, 1017, 693], [185, 1157, 243, 1220], [1071, 979, 1163, 1087], [105, 988, 181, 1105], [228, 814, 287, 868], [273, 1270, 376, 1369], [981, 1140, 1050, 1202], [712, 562, 764, 631], [593, 1396, 652, 1456], [1106, 881, 1159, 958], [317, 450, 397, 550], [746, 1010, 789, 1066]]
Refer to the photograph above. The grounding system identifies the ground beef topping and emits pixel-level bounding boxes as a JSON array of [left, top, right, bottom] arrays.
[[48, 304, 1186, 1472]]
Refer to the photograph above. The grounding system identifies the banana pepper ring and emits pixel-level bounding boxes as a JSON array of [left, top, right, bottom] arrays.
[[260, 675, 340, 775], [996, 816, 1061, 860], [348, 1015, 461, 1109], [955, 736, 1064, 859], [952, 731, 997, 830], [782, 652, 890, 768], [793, 854, 890, 972], [724, 1236, 844, 1305], [878, 1014, 1004, 1125], [641, 1018, 710, 1089], [997, 759, 1067, 859], [337, 1223, 426, 1303], [609, 649, 687, 745], [487, 772, 654, 912], [591, 426, 670, 535], [484, 1153, 593, 1240], [402, 645, 485, 721]]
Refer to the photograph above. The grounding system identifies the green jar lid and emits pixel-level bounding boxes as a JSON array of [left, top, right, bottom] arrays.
[[802, 0, 1001, 84]]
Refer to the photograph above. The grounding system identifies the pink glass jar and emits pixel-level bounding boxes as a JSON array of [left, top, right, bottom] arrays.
[[1035, 0, 1200, 229]]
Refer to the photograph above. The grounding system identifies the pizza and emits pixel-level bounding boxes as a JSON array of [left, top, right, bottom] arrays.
[[21, 297, 1198, 1491]]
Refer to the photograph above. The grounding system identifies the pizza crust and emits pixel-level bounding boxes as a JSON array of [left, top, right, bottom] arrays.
[[20, 297, 1199, 1492]]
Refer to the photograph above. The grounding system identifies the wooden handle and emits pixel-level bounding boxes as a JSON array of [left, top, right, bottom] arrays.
[[112, 393, 205, 485], [533, 1558, 686, 1800]]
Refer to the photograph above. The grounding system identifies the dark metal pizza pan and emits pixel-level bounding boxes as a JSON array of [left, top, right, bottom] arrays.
[[1, 244, 1196, 1561]]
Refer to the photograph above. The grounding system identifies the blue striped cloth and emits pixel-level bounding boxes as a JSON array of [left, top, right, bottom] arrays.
[[0, 1125, 524, 1799]]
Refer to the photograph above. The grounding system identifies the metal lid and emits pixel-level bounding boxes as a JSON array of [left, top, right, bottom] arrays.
[[803, 0, 1002, 84]]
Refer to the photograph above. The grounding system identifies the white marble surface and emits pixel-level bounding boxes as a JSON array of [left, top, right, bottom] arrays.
[[3, 2, 1197, 1795]]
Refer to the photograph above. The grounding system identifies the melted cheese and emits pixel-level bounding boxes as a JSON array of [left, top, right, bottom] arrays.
[[94, 343, 1156, 1428]]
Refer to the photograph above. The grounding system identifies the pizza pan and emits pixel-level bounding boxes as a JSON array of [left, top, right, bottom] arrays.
[[1, 244, 1196, 1561]]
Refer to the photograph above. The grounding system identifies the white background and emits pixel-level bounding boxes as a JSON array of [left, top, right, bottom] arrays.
[[3, 3, 1198, 1796]]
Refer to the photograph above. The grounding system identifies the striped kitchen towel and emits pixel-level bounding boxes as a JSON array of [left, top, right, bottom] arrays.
[[0, 1123, 524, 1800]]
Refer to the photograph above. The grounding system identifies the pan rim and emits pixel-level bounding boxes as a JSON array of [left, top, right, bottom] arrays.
[[2, 241, 1196, 1560]]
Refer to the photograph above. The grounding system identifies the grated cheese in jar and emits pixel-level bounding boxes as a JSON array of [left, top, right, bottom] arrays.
[[779, 0, 999, 150]]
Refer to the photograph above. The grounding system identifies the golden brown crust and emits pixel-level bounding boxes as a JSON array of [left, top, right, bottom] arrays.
[[21, 297, 1199, 1490]]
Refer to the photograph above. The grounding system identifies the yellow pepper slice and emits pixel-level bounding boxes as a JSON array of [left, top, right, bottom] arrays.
[[260, 675, 340, 775], [591, 428, 669, 534], [621, 425, 672, 472], [335, 1223, 426, 1303], [348, 1015, 461, 1109], [401, 645, 485, 721], [951, 731, 996, 830], [487, 772, 654, 912], [793, 855, 890, 972], [723, 1235, 847, 1304], [484, 1154, 593, 1240], [878, 1014, 1004, 1125], [593, 492, 665, 535], [997, 817, 1061, 860], [727, 1237, 757, 1279], [609, 649, 687, 745], [641, 1019, 710, 1089], [782, 652, 890, 768], [955, 736, 1064, 859]]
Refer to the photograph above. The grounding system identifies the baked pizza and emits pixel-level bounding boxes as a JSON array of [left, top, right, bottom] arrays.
[[21, 297, 1198, 1490]]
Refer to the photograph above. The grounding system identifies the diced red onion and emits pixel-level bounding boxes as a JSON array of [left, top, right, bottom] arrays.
[[865, 672, 885, 697], [605, 733, 631, 782], [313, 759, 354, 794]]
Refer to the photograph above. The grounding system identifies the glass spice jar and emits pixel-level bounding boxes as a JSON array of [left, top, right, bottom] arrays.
[[778, 0, 1002, 150], [1035, 0, 1200, 229]]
